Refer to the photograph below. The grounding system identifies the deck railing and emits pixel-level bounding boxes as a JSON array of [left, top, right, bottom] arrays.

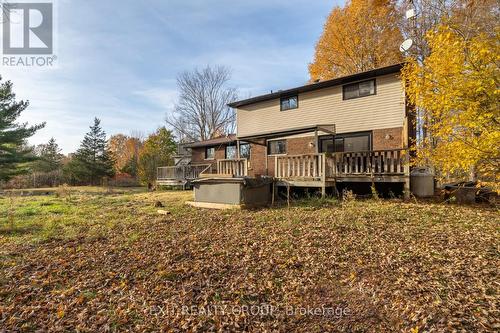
[[275, 149, 409, 180], [157, 164, 212, 181], [331, 149, 408, 176], [216, 159, 248, 177], [275, 154, 328, 179]]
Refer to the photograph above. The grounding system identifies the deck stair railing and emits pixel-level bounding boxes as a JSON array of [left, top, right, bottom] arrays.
[[157, 164, 212, 181], [216, 159, 248, 177]]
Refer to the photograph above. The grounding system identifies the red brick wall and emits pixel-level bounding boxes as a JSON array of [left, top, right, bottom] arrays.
[[246, 130, 405, 177], [372, 127, 404, 150], [248, 143, 267, 177], [287, 136, 317, 155], [191, 147, 205, 163], [191, 145, 227, 165], [248, 136, 316, 177]]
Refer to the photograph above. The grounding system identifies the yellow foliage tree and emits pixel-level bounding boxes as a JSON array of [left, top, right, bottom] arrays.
[[402, 24, 500, 188], [309, 0, 403, 81], [108, 134, 143, 173]]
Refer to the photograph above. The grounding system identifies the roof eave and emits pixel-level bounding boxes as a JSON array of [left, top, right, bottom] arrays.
[[227, 63, 404, 108]]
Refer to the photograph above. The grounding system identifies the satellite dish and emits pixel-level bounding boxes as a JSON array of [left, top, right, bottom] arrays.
[[399, 38, 413, 52], [406, 9, 416, 19]]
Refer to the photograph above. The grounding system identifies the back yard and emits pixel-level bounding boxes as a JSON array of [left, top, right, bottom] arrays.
[[0, 188, 498, 332]]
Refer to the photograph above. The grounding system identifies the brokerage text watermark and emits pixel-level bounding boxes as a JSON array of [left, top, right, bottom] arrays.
[[148, 303, 351, 319]]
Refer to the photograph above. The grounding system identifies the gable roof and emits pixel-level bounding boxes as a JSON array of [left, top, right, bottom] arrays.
[[228, 63, 404, 108], [184, 134, 237, 148]]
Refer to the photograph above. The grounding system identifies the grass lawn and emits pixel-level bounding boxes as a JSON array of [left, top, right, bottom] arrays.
[[0, 187, 498, 332]]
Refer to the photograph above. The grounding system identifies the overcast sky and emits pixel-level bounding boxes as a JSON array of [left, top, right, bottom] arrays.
[[3, 0, 341, 153]]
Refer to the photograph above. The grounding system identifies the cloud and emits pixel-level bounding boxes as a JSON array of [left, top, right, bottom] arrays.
[[2, 0, 338, 153], [134, 87, 178, 110]]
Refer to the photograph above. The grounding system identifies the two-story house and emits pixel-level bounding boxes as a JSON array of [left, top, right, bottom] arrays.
[[159, 63, 414, 197]]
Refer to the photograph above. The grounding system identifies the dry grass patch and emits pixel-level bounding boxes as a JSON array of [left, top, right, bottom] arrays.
[[0, 189, 498, 332]]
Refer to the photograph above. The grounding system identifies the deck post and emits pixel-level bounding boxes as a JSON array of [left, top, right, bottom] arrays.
[[321, 153, 326, 198], [271, 181, 275, 206], [403, 150, 411, 200], [314, 129, 319, 154], [404, 177, 410, 200], [274, 156, 278, 178], [287, 183, 290, 208]]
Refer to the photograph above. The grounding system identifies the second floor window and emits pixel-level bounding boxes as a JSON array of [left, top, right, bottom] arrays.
[[280, 95, 298, 111], [205, 147, 215, 159], [343, 79, 376, 100], [268, 140, 287, 155]]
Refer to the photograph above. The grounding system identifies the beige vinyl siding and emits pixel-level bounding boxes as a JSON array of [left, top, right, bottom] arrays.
[[237, 74, 405, 137]]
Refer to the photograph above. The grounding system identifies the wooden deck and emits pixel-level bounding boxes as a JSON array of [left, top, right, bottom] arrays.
[[274, 149, 410, 197], [157, 164, 212, 188], [158, 149, 410, 196], [157, 160, 248, 188]]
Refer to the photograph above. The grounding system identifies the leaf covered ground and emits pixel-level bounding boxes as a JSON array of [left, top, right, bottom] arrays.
[[0, 188, 498, 332]]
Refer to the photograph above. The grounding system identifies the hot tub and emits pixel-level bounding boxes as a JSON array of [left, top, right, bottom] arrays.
[[190, 177, 272, 208]]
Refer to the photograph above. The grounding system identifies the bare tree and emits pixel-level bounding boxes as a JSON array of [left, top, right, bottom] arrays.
[[166, 65, 238, 142], [399, 1, 454, 62], [400, 0, 497, 62]]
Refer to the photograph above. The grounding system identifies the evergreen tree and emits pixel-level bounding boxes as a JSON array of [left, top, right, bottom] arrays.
[[121, 156, 139, 178], [66, 118, 115, 185], [0, 76, 45, 181], [32, 137, 64, 173]]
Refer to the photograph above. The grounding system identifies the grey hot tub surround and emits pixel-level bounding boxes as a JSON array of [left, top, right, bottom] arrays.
[[191, 177, 273, 207]]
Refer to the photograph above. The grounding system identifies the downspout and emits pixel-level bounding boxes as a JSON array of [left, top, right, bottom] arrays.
[[265, 139, 268, 176]]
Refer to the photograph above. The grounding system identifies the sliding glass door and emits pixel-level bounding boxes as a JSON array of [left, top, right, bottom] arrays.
[[319, 132, 372, 153]]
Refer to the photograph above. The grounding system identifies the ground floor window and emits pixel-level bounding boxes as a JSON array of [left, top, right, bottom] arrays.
[[225, 143, 251, 159], [239, 143, 250, 159], [319, 132, 371, 153], [225, 145, 237, 159], [205, 147, 215, 159], [268, 139, 287, 155]]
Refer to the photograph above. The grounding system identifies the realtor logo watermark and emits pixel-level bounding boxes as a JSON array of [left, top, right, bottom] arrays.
[[1, 0, 57, 67]]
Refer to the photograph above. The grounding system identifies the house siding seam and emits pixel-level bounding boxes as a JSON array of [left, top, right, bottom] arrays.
[[236, 74, 405, 138]]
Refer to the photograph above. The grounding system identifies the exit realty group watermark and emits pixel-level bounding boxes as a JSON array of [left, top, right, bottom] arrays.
[[1, 0, 57, 67]]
